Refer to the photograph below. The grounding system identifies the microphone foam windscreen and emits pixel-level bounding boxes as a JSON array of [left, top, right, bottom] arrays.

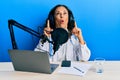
[[51, 28, 68, 45]]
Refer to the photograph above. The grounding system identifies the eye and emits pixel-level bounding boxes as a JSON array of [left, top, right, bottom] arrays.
[[55, 12, 60, 15], [64, 12, 67, 15], [63, 11, 68, 15]]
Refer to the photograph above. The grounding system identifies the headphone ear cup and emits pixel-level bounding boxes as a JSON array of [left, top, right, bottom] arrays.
[[48, 15, 55, 29], [69, 14, 75, 31], [69, 13, 74, 21]]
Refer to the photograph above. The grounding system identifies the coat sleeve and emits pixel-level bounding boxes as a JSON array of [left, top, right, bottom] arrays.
[[34, 39, 49, 52], [72, 35, 91, 61], [76, 43, 91, 61]]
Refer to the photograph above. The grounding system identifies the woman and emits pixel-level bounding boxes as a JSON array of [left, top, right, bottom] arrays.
[[34, 4, 91, 62]]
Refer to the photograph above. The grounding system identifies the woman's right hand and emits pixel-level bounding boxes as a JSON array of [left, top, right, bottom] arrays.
[[44, 20, 53, 37]]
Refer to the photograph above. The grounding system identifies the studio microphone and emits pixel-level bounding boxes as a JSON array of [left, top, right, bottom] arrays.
[[51, 28, 69, 55]]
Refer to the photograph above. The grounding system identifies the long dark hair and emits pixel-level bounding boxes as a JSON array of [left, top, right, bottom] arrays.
[[45, 4, 75, 33]]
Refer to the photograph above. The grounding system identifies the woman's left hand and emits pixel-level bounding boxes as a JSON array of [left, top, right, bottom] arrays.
[[72, 22, 85, 45]]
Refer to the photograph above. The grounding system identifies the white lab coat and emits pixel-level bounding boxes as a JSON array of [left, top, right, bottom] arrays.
[[34, 35, 91, 62]]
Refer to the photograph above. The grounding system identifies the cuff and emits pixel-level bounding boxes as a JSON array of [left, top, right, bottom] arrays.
[[79, 42, 87, 48]]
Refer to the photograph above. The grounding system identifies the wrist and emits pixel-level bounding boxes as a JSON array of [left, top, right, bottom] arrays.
[[78, 35, 85, 45]]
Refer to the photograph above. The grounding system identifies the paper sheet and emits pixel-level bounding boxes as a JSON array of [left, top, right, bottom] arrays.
[[58, 62, 92, 76]]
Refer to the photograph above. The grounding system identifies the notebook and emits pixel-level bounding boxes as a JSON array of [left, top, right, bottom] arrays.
[[8, 49, 59, 74]]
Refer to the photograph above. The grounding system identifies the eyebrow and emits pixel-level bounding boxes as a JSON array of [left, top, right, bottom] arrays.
[[55, 10, 68, 13]]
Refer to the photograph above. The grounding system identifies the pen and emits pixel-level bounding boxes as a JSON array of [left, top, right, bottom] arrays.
[[73, 67, 84, 73]]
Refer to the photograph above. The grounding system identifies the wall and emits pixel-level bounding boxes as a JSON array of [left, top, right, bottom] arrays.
[[0, 0, 120, 61]]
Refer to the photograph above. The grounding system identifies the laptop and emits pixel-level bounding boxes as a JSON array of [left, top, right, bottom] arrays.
[[8, 49, 59, 74]]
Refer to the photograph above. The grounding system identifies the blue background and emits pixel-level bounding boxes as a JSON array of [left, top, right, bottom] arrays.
[[0, 0, 120, 62]]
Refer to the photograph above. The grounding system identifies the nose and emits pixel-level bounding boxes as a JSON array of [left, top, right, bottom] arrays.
[[60, 13, 63, 18]]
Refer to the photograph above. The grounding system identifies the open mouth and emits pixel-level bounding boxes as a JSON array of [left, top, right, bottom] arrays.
[[60, 20, 64, 23]]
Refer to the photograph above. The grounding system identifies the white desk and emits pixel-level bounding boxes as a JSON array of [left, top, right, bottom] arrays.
[[0, 61, 120, 80]]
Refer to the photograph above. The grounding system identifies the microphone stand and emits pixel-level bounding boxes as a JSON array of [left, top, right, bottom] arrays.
[[8, 19, 52, 49]]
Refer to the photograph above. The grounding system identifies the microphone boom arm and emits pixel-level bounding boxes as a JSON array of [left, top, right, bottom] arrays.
[[8, 19, 68, 55], [8, 19, 49, 49]]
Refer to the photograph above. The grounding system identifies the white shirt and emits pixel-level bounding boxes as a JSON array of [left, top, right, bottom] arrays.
[[34, 35, 91, 62]]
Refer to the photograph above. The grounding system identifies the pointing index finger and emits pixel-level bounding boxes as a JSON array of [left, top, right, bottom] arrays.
[[47, 20, 50, 28], [74, 21, 78, 28]]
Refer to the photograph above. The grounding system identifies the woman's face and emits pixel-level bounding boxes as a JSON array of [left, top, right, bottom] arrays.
[[54, 6, 69, 30]]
